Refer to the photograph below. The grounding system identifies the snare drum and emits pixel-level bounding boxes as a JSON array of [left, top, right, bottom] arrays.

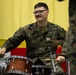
[[6, 55, 32, 75]]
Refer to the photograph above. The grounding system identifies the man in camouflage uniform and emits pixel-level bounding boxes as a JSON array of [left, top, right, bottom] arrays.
[[0, 2, 66, 75]]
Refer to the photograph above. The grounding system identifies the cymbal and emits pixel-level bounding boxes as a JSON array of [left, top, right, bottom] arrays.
[[31, 40, 64, 48], [43, 40, 64, 43], [57, 53, 68, 57], [57, 50, 76, 57]]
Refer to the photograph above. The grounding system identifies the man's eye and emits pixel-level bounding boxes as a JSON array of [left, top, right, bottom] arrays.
[[33, 10, 46, 14]]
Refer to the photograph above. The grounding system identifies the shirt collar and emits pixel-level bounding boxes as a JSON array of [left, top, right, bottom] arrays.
[[33, 22, 50, 32]]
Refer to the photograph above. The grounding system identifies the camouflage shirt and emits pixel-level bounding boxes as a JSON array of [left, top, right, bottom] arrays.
[[2, 22, 66, 65]]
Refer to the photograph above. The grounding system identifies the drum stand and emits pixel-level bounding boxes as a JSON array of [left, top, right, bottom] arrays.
[[49, 47, 56, 75], [65, 57, 71, 75]]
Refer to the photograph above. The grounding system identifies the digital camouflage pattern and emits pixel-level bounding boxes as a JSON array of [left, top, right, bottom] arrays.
[[1, 22, 66, 74], [62, 1, 76, 75]]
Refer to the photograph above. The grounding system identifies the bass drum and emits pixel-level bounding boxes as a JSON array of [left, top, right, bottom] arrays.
[[6, 55, 33, 75]]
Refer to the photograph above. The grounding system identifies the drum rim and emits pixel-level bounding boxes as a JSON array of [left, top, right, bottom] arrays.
[[32, 65, 51, 68], [6, 70, 27, 75], [6, 55, 28, 60]]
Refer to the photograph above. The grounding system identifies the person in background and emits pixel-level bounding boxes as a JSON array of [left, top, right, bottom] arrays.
[[0, 2, 66, 75], [60, 1, 76, 75]]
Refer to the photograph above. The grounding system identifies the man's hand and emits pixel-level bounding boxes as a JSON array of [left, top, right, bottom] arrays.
[[0, 47, 6, 55], [56, 56, 65, 62]]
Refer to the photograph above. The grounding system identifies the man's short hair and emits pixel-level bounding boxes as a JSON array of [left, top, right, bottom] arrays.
[[34, 2, 49, 10]]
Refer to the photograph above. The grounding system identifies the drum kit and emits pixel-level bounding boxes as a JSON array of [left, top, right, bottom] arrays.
[[0, 55, 53, 75], [0, 40, 74, 75]]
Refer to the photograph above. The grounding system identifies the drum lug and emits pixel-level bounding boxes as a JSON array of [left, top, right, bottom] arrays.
[[11, 66, 14, 70], [13, 58, 15, 62], [26, 60, 29, 64], [5, 57, 10, 65]]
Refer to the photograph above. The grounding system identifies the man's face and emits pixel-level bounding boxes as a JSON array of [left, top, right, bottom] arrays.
[[33, 7, 49, 22]]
